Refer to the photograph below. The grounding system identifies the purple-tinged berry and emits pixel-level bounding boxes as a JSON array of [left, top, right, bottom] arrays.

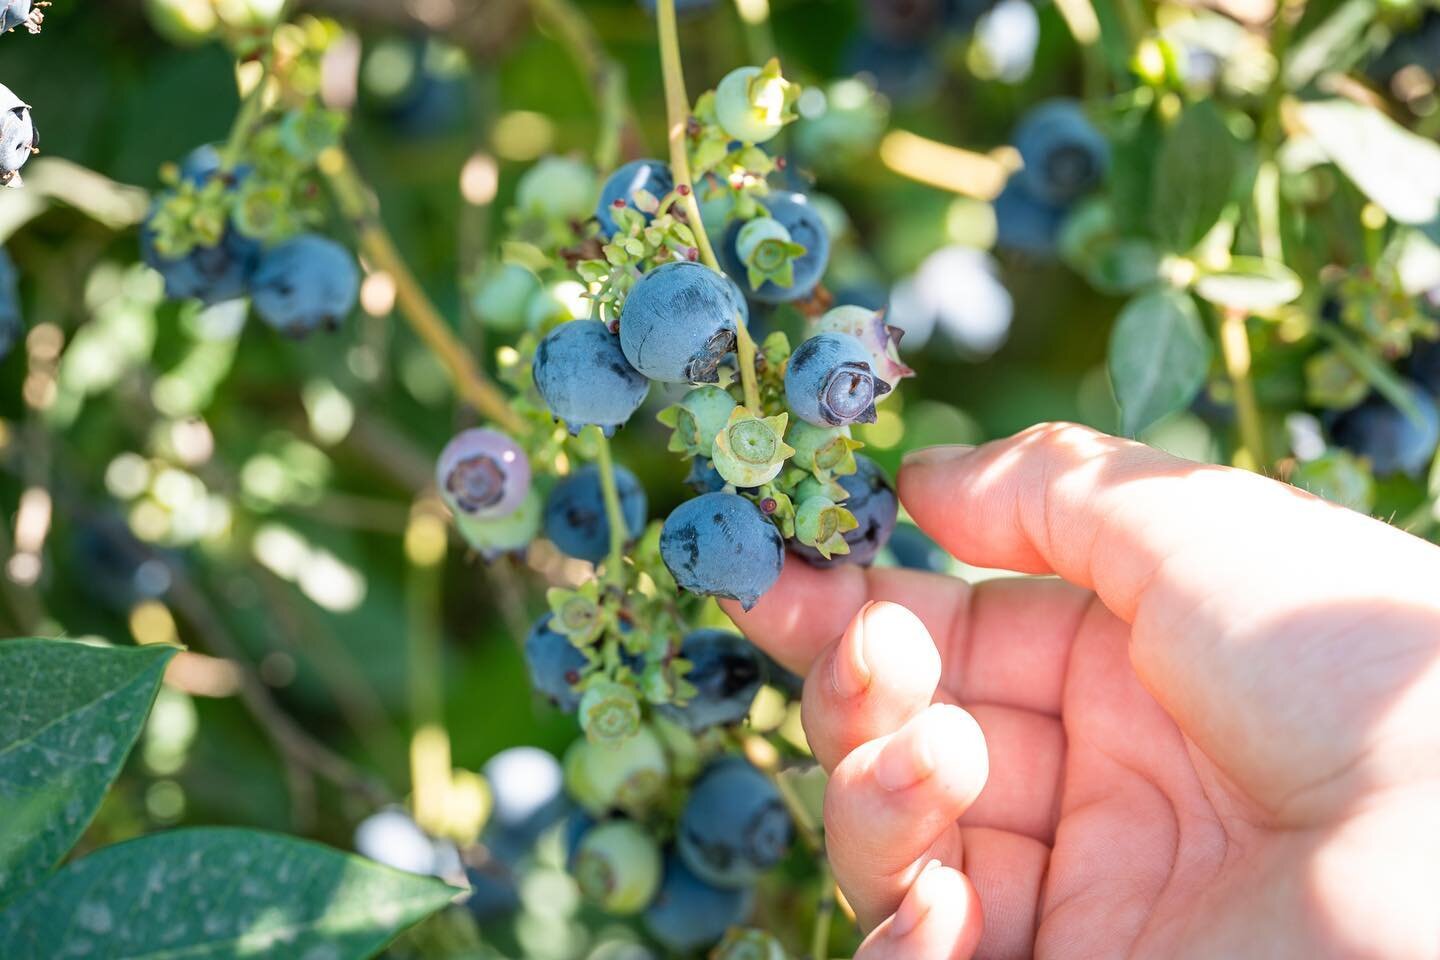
[[543, 463, 647, 563], [792, 455, 897, 568], [815, 304, 913, 394], [620, 261, 745, 383], [436, 428, 531, 520], [250, 233, 359, 336], [656, 630, 764, 732], [677, 757, 793, 888], [643, 851, 754, 952], [596, 159, 674, 238], [784, 331, 891, 427], [524, 614, 588, 712], [660, 493, 784, 610], [534, 320, 650, 436]]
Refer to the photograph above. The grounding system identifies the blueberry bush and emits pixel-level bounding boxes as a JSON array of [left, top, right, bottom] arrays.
[[3, 0, 1440, 957]]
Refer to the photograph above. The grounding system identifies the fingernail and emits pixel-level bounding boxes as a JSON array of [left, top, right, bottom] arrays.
[[889, 860, 943, 938], [830, 601, 874, 699], [901, 444, 975, 469], [873, 715, 937, 792]]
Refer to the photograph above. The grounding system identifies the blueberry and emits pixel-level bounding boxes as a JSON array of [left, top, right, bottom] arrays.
[[660, 492, 784, 611], [1012, 99, 1108, 207], [993, 180, 1067, 255], [814, 304, 914, 393], [0, 82, 35, 186], [533, 320, 650, 436], [792, 455, 898, 568], [464, 862, 521, 924], [453, 488, 543, 560], [714, 63, 795, 145], [844, 35, 942, 102], [596, 159, 674, 238], [515, 155, 599, 223], [571, 819, 662, 914], [1328, 384, 1440, 478], [141, 223, 261, 305], [0, 245, 21, 360], [354, 808, 452, 877], [677, 757, 793, 888], [720, 193, 830, 304], [0, 0, 41, 34], [642, 851, 754, 952], [473, 263, 541, 332], [524, 614, 588, 712], [637, 0, 716, 13], [785, 331, 891, 427], [656, 630, 763, 732], [1405, 337, 1440, 397], [620, 261, 745, 383], [249, 233, 359, 336], [564, 726, 669, 816], [483, 746, 565, 839], [436, 428, 531, 520], [685, 457, 730, 494], [543, 464, 647, 563], [884, 522, 950, 573]]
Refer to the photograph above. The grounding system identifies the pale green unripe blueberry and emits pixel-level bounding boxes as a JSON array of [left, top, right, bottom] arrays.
[[475, 264, 541, 332], [794, 496, 857, 559], [564, 725, 669, 815], [572, 820, 662, 915], [715, 61, 797, 145], [453, 488, 542, 560], [713, 928, 790, 960], [785, 419, 858, 475], [579, 681, 642, 745], [711, 409, 795, 488], [659, 385, 738, 459], [516, 156, 599, 222]]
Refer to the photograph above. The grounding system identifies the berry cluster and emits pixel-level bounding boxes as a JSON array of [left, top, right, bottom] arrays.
[[436, 53, 909, 948]]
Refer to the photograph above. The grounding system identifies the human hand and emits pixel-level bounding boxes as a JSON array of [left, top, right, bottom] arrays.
[[723, 423, 1440, 959]]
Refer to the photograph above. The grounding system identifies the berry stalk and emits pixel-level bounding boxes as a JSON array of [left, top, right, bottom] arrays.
[[220, 57, 269, 173], [318, 146, 525, 433], [1219, 307, 1267, 471], [655, 0, 763, 412], [589, 425, 629, 587]]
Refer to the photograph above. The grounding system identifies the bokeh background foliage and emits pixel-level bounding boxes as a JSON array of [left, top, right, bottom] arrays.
[[5, 0, 1440, 955]]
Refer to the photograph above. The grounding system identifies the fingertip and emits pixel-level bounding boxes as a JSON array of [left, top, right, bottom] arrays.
[[873, 702, 988, 801], [858, 863, 983, 960]]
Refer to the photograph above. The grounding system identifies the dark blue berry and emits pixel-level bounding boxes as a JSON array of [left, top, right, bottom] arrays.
[[544, 464, 648, 563], [1012, 99, 1108, 207], [250, 234, 359, 336], [993, 180, 1066, 255], [660, 493, 784, 611], [642, 851, 754, 952], [142, 146, 261, 305], [534, 320, 650, 436], [0, 245, 21, 360], [596, 159, 674, 238], [685, 457, 730, 494], [656, 630, 763, 732], [620, 261, 745, 384], [676, 758, 793, 888], [720, 192, 830, 304], [524, 614, 588, 712], [785, 332, 891, 427], [792, 455, 898, 568], [1328, 384, 1440, 478], [885, 522, 950, 573], [464, 862, 521, 924]]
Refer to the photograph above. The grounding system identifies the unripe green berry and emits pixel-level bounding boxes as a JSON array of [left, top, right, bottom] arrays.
[[580, 681, 642, 745], [564, 725, 668, 816], [660, 385, 739, 458], [572, 820, 662, 915], [715, 60, 798, 145], [711, 409, 795, 487]]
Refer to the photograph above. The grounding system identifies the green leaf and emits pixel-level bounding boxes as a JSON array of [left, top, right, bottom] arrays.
[[1298, 99, 1440, 225], [1150, 102, 1240, 253], [1283, 0, 1377, 89], [0, 828, 458, 959], [1193, 257, 1303, 310], [1108, 288, 1213, 435], [0, 639, 176, 901]]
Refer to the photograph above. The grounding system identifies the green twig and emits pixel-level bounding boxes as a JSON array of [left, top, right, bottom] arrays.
[[590, 426, 629, 587], [221, 59, 270, 173], [810, 856, 835, 960], [1218, 308, 1269, 471], [656, 0, 763, 412]]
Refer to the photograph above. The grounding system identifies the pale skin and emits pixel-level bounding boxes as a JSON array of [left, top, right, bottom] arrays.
[[722, 423, 1440, 959]]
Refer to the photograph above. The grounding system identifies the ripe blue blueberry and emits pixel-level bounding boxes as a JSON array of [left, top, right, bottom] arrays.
[[660, 492, 784, 611], [544, 463, 648, 563], [685, 457, 732, 494], [596, 159, 673, 238], [464, 862, 521, 924], [643, 851, 754, 953], [250, 233, 359, 336], [436, 428, 531, 520], [792, 455, 897, 568], [0, 82, 35, 186], [620, 261, 745, 384], [1012, 98, 1109, 207], [884, 522, 950, 573], [1328, 384, 1440, 478], [993, 180, 1066, 255], [720, 192, 830, 304], [524, 614, 588, 712], [0, 245, 20, 360], [533, 320, 650, 436], [141, 223, 261, 305], [677, 757, 793, 888], [656, 630, 763, 732], [784, 331, 891, 427]]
